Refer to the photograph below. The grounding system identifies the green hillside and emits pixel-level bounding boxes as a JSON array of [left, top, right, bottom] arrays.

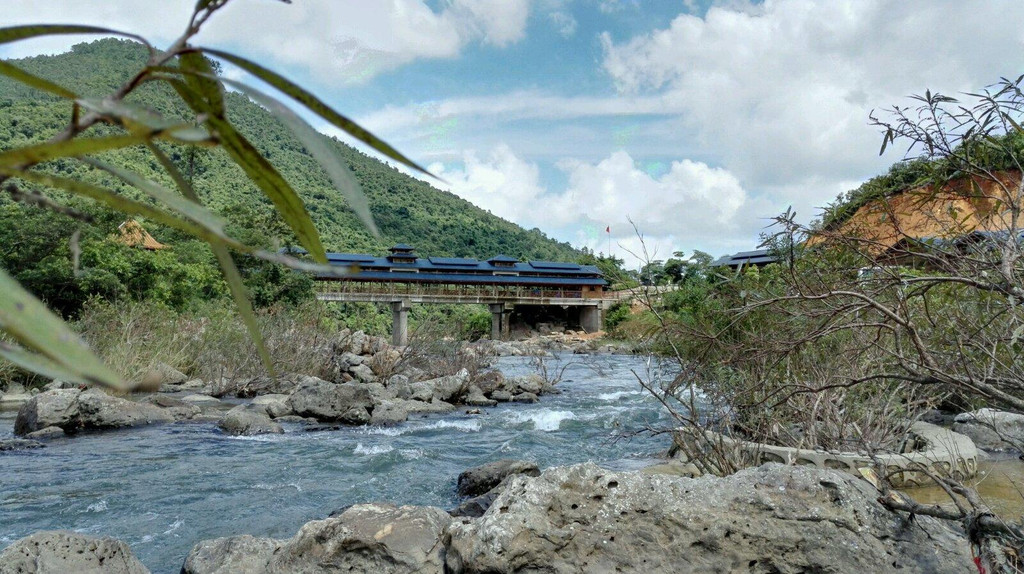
[[0, 39, 584, 314]]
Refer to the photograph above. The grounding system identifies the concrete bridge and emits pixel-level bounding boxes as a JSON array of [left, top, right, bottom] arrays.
[[311, 244, 618, 345]]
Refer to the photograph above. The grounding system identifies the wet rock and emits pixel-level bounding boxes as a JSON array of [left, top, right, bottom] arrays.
[[403, 399, 456, 415], [512, 392, 539, 403], [511, 374, 546, 395], [0, 530, 149, 574], [361, 382, 395, 403], [140, 395, 201, 420], [445, 463, 972, 574], [449, 489, 502, 518], [409, 370, 470, 403], [456, 459, 540, 497], [369, 400, 409, 426], [287, 378, 373, 425], [24, 426, 65, 441], [463, 385, 497, 407], [160, 378, 206, 393], [473, 371, 504, 395], [953, 408, 1024, 451], [251, 394, 293, 418], [219, 406, 284, 436], [0, 438, 43, 451], [488, 390, 513, 402], [76, 389, 175, 431], [183, 504, 451, 574], [180, 394, 222, 405], [13, 389, 80, 435], [181, 535, 279, 574]]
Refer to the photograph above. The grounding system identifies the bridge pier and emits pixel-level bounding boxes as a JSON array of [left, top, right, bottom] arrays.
[[580, 305, 602, 333], [489, 303, 513, 341], [392, 300, 411, 346]]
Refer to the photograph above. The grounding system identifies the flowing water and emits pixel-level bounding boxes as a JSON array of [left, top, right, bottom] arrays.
[[0, 354, 676, 573]]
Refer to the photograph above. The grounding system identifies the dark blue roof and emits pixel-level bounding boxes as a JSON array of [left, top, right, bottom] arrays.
[[712, 248, 779, 268], [529, 261, 581, 270], [316, 249, 603, 286], [390, 243, 414, 251], [429, 256, 479, 266]]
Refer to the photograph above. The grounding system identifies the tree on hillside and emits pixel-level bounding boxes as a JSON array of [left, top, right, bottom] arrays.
[[0, 0, 428, 389]]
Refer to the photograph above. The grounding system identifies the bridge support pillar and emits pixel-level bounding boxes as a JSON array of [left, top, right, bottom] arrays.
[[580, 305, 602, 333], [392, 300, 411, 346], [489, 303, 513, 340]]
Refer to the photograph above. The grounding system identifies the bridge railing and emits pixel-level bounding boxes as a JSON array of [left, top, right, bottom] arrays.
[[314, 280, 590, 301]]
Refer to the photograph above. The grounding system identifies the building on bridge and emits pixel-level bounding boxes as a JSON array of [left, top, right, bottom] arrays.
[[312, 244, 610, 344]]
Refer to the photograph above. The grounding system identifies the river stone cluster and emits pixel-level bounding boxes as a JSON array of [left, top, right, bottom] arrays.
[[0, 462, 976, 573], [171, 463, 970, 574]]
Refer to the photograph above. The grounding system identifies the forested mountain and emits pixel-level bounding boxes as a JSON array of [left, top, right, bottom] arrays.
[[0, 39, 584, 314]]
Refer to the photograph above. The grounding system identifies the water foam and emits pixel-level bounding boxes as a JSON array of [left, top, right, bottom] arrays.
[[423, 419, 481, 432], [354, 443, 394, 455], [508, 409, 576, 431], [86, 500, 108, 513], [597, 390, 640, 401]]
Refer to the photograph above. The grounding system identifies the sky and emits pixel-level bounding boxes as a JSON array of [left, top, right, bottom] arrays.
[[4, 0, 1024, 267]]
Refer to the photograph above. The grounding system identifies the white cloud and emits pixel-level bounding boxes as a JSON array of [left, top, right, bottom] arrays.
[[600, 0, 1024, 192], [549, 11, 578, 38], [431, 145, 762, 265], [0, 0, 532, 83]]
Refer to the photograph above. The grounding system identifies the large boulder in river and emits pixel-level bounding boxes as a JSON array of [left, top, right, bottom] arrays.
[[182, 504, 451, 574], [408, 369, 469, 403], [456, 459, 540, 497], [953, 408, 1024, 451], [0, 530, 149, 574], [445, 463, 972, 574], [219, 406, 284, 436], [14, 388, 175, 436], [287, 378, 373, 424], [14, 389, 81, 435], [75, 389, 175, 430]]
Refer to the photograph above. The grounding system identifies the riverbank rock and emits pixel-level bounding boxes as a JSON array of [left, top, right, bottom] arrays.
[[14, 388, 176, 436], [456, 459, 540, 497], [953, 408, 1024, 451], [0, 438, 43, 451], [444, 463, 972, 574], [76, 389, 175, 430], [219, 406, 284, 436], [287, 378, 373, 424], [369, 400, 409, 426], [140, 395, 201, 420], [24, 426, 65, 440], [182, 504, 451, 574], [0, 531, 149, 574], [251, 394, 293, 418]]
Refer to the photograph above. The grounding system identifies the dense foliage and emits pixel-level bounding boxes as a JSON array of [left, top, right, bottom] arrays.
[[0, 39, 585, 318]]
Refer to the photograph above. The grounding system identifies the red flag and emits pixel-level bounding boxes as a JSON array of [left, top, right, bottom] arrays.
[[605, 226, 610, 233]]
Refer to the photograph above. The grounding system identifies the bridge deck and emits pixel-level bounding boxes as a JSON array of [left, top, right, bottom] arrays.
[[314, 281, 619, 306]]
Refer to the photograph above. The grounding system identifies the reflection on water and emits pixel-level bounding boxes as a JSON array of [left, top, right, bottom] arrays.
[[904, 456, 1024, 520]]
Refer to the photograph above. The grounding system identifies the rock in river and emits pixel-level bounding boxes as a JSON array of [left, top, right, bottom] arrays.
[[218, 406, 284, 436], [444, 462, 972, 574], [456, 459, 540, 497], [287, 378, 373, 424], [0, 530, 149, 574], [15, 388, 175, 436], [183, 504, 451, 574]]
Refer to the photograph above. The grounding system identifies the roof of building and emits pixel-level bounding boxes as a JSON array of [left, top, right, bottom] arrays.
[[711, 248, 779, 268], [116, 220, 167, 250], [318, 248, 604, 286]]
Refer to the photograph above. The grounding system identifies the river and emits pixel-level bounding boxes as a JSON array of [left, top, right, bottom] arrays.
[[0, 354, 676, 573]]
